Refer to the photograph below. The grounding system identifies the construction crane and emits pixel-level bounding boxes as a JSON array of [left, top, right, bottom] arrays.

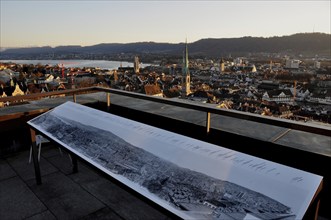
[[58, 61, 79, 78], [61, 64, 65, 78]]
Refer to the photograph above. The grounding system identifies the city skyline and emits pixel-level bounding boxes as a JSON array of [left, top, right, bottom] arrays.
[[1, 0, 330, 49]]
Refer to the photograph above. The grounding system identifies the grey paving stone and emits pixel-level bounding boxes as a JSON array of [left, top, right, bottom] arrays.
[[80, 177, 168, 220], [7, 150, 58, 181], [0, 177, 47, 220], [47, 154, 77, 175], [79, 207, 122, 220], [69, 163, 169, 219], [39, 144, 64, 159], [25, 210, 56, 220], [68, 163, 101, 184], [317, 216, 330, 220], [69, 163, 171, 219], [0, 159, 16, 180], [27, 172, 105, 219]]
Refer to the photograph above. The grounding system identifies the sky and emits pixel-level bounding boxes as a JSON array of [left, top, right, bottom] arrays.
[[0, 0, 330, 48]]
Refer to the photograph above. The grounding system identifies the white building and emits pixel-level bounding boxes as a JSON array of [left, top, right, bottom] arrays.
[[314, 61, 321, 69], [262, 89, 293, 103], [285, 59, 300, 69]]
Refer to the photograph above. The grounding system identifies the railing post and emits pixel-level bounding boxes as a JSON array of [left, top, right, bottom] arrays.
[[73, 93, 76, 103], [107, 93, 111, 111], [206, 112, 211, 134]]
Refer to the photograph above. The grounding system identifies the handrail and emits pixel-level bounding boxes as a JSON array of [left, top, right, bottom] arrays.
[[0, 87, 94, 102], [1, 86, 330, 136]]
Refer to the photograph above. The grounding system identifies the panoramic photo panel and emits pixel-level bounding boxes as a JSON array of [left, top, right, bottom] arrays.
[[28, 101, 323, 220]]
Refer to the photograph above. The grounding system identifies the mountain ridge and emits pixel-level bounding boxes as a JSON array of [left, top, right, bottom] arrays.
[[1, 33, 330, 59]]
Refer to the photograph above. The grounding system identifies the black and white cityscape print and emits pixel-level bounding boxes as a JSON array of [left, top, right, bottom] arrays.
[[28, 102, 322, 220]]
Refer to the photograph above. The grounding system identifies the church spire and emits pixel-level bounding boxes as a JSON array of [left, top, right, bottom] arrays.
[[182, 38, 189, 75], [185, 38, 189, 70], [182, 39, 190, 97]]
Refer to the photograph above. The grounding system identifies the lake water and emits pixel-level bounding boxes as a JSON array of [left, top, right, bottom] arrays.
[[0, 60, 151, 70]]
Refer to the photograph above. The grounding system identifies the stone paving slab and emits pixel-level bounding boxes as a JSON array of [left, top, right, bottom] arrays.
[[47, 153, 75, 175], [0, 176, 47, 220], [25, 210, 56, 220], [27, 171, 105, 219], [1, 144, 329, 220], [38, 144, 64, 159], [79, 207, 122, 220], [77, 176, 169, 220], [64, 154, 169, 220], [0, 159, 16, 181], [6, 150, 58, 181]]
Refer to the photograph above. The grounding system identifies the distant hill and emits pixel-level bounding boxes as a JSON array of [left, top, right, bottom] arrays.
[[190, 33, 330, 56], [1, 33, 330, 59]]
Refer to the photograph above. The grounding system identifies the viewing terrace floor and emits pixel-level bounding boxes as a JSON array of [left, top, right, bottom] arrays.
[[1, 91, 330, 219], [0, 144, 169, 220], [1, 136, 329, 220]]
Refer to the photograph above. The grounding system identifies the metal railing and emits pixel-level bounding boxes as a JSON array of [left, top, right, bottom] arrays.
[[1, 86, 330, 136]]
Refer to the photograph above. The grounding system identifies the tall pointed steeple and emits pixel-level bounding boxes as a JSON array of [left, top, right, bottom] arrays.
[[134, 56, 140, 74], [182, 39, 191, 97], [185, 38, 189, 70], [220, 57, 225, 73]]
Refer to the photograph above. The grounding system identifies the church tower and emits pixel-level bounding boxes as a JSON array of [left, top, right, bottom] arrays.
[[220, 57, 225, 73], [182, 39, 191, 96], [134, 56, 140, 74]]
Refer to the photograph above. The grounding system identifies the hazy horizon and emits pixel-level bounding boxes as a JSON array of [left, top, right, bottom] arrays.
[[1, 1, 330, 49]]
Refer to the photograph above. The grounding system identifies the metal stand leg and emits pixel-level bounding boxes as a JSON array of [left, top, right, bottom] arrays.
[[30, 129, 42, 185]]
